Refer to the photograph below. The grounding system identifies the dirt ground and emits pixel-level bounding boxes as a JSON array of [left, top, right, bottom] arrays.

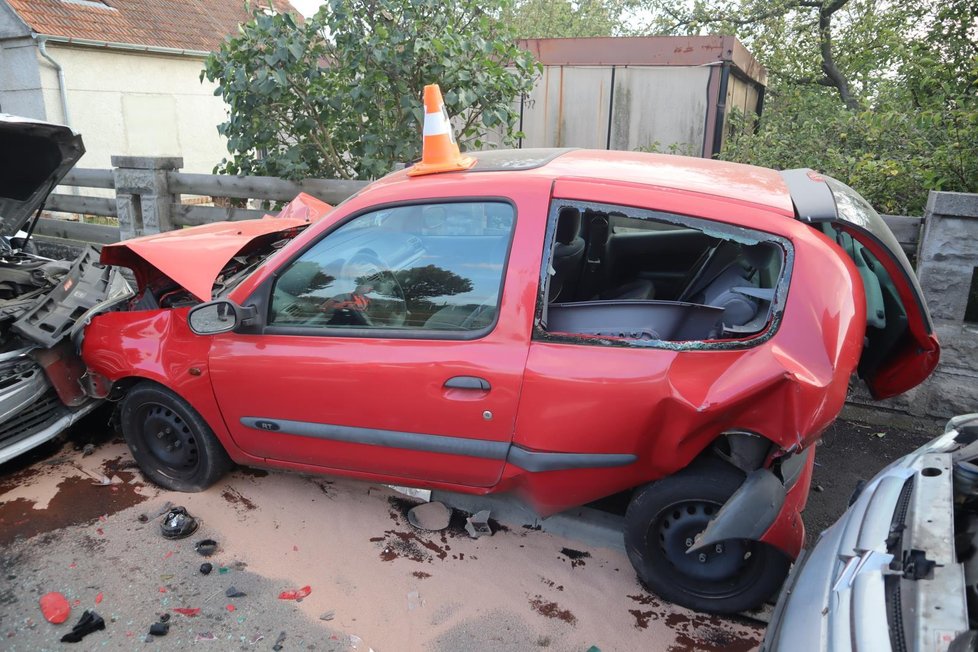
[[0, 409, 943, 650]]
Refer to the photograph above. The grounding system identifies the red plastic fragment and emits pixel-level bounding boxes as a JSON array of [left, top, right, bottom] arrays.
[[95, 593, 103, 604], [96, 528, 104, 536], [159, 587, 166, 593], [39, 592, 71, 624], [163, 551, 174, 560], [226, 604, 235, 612], [173, 608, 200, 617], [278, 586, 312, 600], [72, 599, 80, 607]]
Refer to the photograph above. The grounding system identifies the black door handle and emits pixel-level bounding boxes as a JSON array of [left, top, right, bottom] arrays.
[[444, 376, 491, 391]]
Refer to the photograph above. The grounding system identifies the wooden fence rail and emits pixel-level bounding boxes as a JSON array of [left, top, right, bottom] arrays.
[[35, 157, 924, 261]]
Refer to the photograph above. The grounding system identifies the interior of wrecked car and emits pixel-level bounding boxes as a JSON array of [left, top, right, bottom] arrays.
[[263, 198, 786, 342], [541, 203, 786, 343]]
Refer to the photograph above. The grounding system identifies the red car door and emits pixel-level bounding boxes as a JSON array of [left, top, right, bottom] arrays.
[[207, 199, 527, 487]]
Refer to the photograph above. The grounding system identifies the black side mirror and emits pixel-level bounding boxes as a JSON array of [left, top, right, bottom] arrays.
[[187, 300, 256, 335]]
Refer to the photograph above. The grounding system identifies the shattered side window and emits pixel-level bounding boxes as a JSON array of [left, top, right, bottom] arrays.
[[538, 200, 789, 347], [268, 201, 515, 336]]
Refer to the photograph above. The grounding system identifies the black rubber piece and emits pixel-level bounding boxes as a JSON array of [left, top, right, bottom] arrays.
[[195, 539, 218, 556], [60, 610, 106, 643], [120, 382, 232, 492], [624, 457, 791, 614], [149, 622, 170, 636], [225, 586, 246, 598], [199, 563, 213, 575]]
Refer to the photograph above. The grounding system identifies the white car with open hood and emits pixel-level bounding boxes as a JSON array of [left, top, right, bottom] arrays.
[[0, 115, 131, 464]]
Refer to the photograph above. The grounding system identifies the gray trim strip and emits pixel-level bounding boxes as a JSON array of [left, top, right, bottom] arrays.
[[240, 417, 636, 472], [507, 446, 636, 472], [240, 417, 509, 459]]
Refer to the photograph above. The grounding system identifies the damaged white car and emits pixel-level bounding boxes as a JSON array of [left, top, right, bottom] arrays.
[[0, 115, 130, 464], [763, 413, 978, 651]]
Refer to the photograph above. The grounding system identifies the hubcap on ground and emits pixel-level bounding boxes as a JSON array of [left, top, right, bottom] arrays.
[[140, 404, 198, 473]]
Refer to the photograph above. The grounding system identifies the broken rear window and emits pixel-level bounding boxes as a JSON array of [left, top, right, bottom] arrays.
[[537, 200, 789, 348]]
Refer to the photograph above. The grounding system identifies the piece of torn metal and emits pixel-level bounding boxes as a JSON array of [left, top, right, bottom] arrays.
[[389, 485, 432, 502], [465, 510, 493, 538]]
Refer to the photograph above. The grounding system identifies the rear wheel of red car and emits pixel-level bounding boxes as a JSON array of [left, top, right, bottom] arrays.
[[120, 383, 231, 492], [624, 458, 790, 614]]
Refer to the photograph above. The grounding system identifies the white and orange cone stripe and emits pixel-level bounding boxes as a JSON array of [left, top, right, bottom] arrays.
[[408, 84, 476, 177]]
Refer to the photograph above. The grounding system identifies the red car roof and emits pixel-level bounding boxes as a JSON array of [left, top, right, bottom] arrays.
[[376, 149, 795, 216]]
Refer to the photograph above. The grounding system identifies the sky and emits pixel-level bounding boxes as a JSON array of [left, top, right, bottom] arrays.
[[287, 0, 324, 17]]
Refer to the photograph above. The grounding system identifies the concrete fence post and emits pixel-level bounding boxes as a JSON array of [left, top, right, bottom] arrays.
[[111, 156, 183, 239], [910, 191, 978, 417]]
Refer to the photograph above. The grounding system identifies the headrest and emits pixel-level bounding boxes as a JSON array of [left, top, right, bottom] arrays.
[[555, 207, 582, 245]]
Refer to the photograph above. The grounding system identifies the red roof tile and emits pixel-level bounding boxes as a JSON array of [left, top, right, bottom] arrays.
[[7, 0, 301, 53]]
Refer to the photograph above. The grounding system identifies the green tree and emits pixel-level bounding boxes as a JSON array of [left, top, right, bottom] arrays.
[[203, 1, 540, 181], [504, 0, 633, 38], [641, 0, 978, 214]]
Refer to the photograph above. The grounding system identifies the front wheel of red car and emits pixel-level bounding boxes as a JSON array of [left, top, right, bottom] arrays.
[[120, 382, 231, 492], [624, 459, 790, 614]]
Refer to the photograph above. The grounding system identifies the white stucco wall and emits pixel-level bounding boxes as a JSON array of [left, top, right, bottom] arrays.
[[36, 44, 229, 173]]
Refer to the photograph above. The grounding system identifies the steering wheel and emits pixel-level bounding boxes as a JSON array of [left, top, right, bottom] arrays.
[[322, 252, 407, 327]]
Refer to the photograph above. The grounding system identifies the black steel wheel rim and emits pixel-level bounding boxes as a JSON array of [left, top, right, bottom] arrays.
[[651, 499, 757, 599], [136, 402, 199, 476]]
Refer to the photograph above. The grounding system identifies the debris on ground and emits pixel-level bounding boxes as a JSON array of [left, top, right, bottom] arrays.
[[195, 539, 218, 556], [160, 506, 199, 539], [406, 591, 423, 611], [225, 586, 246, 598], [60, 610, 105, 643], [148, 620, 169, 637], [39, 592, 71, 624], [194, 632, 216, 642], [272, 631, 287, 651], [319, 610, 335, 621], [406, 501, 451, 531], [278, 586, 312, 601], [199, 563, 213, 575], [81, 444, 95, 457], [172, 607, 200, 617], [464, 509, 493, 538]]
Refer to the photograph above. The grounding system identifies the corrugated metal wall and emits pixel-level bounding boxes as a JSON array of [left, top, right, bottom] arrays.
[[516, 65, 713, 153]]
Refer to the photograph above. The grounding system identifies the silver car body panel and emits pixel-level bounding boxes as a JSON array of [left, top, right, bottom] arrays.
[[763, 416, 977, 652]]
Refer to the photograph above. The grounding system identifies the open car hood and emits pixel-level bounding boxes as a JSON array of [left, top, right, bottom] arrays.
[[100, 193, 333, 301], [0, 114, 85, 236]]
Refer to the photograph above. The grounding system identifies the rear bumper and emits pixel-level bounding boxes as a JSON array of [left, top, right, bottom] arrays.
[[691, 446, 814, 560]]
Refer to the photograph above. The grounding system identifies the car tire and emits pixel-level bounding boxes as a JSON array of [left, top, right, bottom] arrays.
[[624, 458, 790, 614], [120, 382, 231, 492]]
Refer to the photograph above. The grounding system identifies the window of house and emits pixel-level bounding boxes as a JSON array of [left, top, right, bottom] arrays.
[[539, 200, 788, 346], [268, 201, 515, 335]]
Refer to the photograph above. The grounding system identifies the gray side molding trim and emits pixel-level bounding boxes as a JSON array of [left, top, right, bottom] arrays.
[[240, 417, 637, 472], [506, 446, 636, 472], [240, 417, 510, 459], [779, 168, 838, 223]]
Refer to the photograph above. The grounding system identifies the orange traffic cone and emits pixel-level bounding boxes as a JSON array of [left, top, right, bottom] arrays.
[[407, 84, 476, 177]]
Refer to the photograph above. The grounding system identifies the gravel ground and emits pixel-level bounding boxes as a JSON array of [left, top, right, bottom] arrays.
[[0, 408, 946, 650]]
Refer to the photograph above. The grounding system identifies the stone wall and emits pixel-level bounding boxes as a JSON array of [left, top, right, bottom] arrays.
[[849, 191, 978, 418]]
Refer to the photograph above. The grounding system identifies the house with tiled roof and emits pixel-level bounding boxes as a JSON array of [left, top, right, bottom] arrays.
[[0, 0, 300, 172]]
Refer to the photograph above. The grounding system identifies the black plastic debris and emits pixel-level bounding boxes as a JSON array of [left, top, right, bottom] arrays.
[[148, 621, 169, 637], [225, 586, 246, 598], [199, 563, 213, 575], [272, 631, 287, 651], [60, 610, 105, 643], [195, 539, 218, 557], [160, 507, 198, 539], [319, 610, 335, 621], [464, 510, 492, 538]]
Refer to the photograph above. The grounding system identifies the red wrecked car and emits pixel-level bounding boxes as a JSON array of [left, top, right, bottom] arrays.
[[79, 86, 938, 614]]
